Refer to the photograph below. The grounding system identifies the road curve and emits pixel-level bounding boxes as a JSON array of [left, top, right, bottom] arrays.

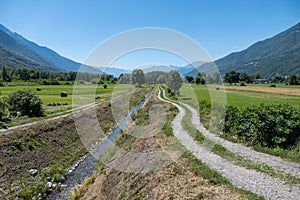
[[182, 102, 300, 178], [157, 87, 300, 200]]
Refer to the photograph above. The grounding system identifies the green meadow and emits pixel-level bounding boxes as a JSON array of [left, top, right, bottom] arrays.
[[179, 84, 300, 109], [0, 84, 118, 106]]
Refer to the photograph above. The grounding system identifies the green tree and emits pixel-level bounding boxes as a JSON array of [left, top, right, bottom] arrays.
[[0, 98, 9, 122], [195, 72, 206, 85], [185, 75, 194, 83], [287, 74, 299, 85], [6, 90, 44, 117], [131, 69, 145, 86], [1, 66, 10, 82], [17, 68, 31, 81], [239, 73, 251, 83], [165, 70, 183, 94], [224, 71, 240, 84]]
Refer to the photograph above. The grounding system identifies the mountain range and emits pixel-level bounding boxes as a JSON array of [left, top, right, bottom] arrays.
[[185, 23, 300, 78], [0, 24, 103, 74], [0, 23, 300, 77]]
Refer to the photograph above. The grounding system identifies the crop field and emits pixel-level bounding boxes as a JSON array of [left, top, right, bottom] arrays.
[[179, 84, 300, 109], [225, 85, 300, 96]]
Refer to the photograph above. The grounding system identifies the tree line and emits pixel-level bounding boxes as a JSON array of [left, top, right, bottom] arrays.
[[119, 69, 183, 94], [185, 70, 300, 85], [0, 66, 117, 85], [222, 71, 300, 85]]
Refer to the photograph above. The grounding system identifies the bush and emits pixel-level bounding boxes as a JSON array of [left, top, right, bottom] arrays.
[[240, 81, 246, 86], [50, 80, 60, 85], [103, 84, 107, 89], [224, 104, 300, 149], [6, 90, 44, 117], [270, 84, 276, 87]]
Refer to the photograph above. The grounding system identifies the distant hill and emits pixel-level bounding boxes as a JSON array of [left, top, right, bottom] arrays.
[[186, 23, 300, 78], [98, 67, 131, 77], [0, 24, 103, 73], [0, 28, 60, 71], [137, 62, 204, 75]]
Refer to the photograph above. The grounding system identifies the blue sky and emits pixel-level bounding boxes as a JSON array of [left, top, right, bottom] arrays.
[[1, 0, 300, 69]]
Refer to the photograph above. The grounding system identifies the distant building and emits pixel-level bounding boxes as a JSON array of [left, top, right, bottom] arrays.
[[253, 79, 268, 84]]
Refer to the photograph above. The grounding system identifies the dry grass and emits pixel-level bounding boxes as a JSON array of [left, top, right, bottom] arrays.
[[225, 85, 300, 96]]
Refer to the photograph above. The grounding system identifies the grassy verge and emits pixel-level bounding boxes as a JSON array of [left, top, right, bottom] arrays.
[[253, 146, 300, 164]]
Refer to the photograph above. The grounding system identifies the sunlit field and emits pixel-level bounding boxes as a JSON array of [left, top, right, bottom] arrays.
[[179, 84, 300, 109], [0, 84, 127, 105]]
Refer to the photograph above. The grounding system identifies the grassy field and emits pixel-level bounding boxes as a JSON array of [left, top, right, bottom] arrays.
[[0, 84, 117, 106], [179, 84, 300, 109]]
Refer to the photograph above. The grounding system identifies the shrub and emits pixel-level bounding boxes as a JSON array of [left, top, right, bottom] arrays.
[[240, 81, 246, 86], [224, 104, 300, 149], [50, 79, 60, 85], [103, 84, 107, 89], [6, 90, 44, 117], [270, 84, 276, 87]]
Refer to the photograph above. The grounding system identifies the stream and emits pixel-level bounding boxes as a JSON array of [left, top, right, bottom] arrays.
[[46, 92, 150, 200]]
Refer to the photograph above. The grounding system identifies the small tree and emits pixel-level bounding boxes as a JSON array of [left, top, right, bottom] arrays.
[[0, 98, 9, 121], [185, 75, 194, 83], [195, 72, 206, 85], [6, 90, 44, 117], [1, 66, 10, 82], [224, 71, 240, 84], [131, 69, 145, 86], [165, 70, 183, 94], [287, 74, 299, 85]]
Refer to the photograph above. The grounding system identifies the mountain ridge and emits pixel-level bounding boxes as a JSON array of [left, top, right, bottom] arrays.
[[0, 24, 103, 74], [185, 23, 300, 78]]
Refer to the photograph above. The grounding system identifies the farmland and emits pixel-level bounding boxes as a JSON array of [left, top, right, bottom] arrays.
[[179, 84, 300, 109], [0, 84, 115, 106]]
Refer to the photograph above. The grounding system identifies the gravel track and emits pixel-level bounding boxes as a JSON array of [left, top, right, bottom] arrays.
[[158, 88, 300, 200], [183, 102, 300, 178]]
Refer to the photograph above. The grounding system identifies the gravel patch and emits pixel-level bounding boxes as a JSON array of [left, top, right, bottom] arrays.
[[46, 154, 97, 200]]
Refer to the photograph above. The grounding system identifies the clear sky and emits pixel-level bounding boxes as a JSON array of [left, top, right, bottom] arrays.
[[1, 0, 300, 69]]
